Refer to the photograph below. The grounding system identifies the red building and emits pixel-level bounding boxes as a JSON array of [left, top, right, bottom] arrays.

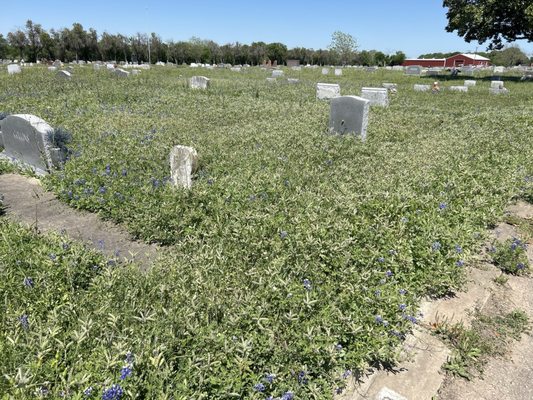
[[403, 54, 491, 68]]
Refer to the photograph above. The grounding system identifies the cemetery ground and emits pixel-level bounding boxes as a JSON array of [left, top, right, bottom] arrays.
[[0, 65, 532, 399]]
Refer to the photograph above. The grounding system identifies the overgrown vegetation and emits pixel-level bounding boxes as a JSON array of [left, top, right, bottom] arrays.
[[490, 237, 530, 275], [0, 65, 532, 398], [436, 310, 529, 379]]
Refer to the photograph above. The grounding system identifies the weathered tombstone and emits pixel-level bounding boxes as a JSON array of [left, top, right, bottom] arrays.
[[7, 64, 21, 75], [405, 65, 422, 75], [449, 86, 468, 92], [287, 78, 299, 84], [322, 68, 329, 75], [414, 84, 430, 92], [489, 87, 509, 95], [493, 66, 505, 73], [365, 66, 378, 73], [266, 77, 277, 83], [53, 60, 62, 68], [48, 66, 57, 71], [190, 63, 199, 68], [169, 145, 198, 189], [464, 80, 476, 87], [93, 63, 101, 70], [361, 87, 389, 107], [131, 69, 140, 75], [57, 70, 72, 79], [0, 114, 65, 174], [291, 66, 302, 71], [114, 68, 130, 77], [156, 61, 165, 66], [189, 76, 210, 89], [382, 83, 397, 90], [491, 80, 504, 89], [230, 67, 241, 72], [316, 83, 341, 100], [272, 70, 284, 77], [334, 68, 342, 76], [392, 65, 404, 71], [329, 96, 370, 140]]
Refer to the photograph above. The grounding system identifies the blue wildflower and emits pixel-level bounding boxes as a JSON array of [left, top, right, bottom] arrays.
[[62, 242, 70, 251], [438, 202, 447, 210], [342, 369, 352, 379], [298, 371, 308, 385], [335, 343, 343, 351], [19, 314, 29, 330], [303, 278, 312, 291], [280, 231, 288, 239], [455, 245, 463, 253], [99, 186, 106, 194], [399, 304, 407, 311], [456, 260, 465, 267], [102, 384, 123, 400], [326, 159, 333, 165], [253, 383, 265, 392], [399, 289, 407, 295], [517, 263, 526, 270], [375, 315, 384, 324], [378, 257, 385, 263], [265, 373, 276, 384], [97, 240, 105, 250], [207, 178, 214, 185], [375, 289, 381, 297], [49, 253, 57, 261], [104, 164, 111, 175], [386, 270, 393, 277], [432, 241, 441, 251], [83, 386, 93, 397], [121, 168, 127, 177], [23, 277, 34, 288], [125, 351, 134, 364], [281, 392, 294, 400], [120, 366, 132, 380]]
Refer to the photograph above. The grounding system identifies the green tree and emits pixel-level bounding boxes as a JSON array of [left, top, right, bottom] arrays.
[[25, 20, 43, 62], [490, 46, 530, 66], [329, 31, 358, 65], [389, 51, 406, 66], [7, 30, 27, 60], [443, 0, 533, 50], [266, 42, 287, 64], [0, 34, 9, 59]]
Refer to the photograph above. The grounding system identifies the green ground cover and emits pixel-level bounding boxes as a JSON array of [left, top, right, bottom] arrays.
[[0, 65, 532, 398]]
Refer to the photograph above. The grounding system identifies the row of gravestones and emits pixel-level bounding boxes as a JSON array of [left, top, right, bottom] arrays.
[[413, 80, 509, 94], [0, 114, 197, 189]]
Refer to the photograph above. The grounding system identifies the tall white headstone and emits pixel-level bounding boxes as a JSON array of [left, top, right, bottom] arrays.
[[170, 145, 198, 189], [189, 76, 210, 89]]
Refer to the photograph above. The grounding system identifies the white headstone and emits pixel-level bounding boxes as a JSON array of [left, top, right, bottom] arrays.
[[230, 67, 241, 72], [329, 96, 370, 140], [7, 64, 21, 75], [491, 80, 504, 89], [464, 80, 476, 87], [272, 70, 284, 77], [489, 87, 509, 95], [361, 87, 389, 107], [170, 145, 198, 189], [493, 66, 505, 73], [449, 86, 468, 92], [57, 70, 72, 79], [114, 68, 130, 77], [0, 114, 64, 175], [48, 66, 57, 71], [414, 84, 430, 92], [287, 78, 299, 84], [189, 76, 210, 89], [316, 83, 341, 100], [106, 63, 115, 70], [334, 68, 342, 76], [405, 65, 422, 75], [266, 77, 277, 83], [322, 68, 329, 75], [382, 83, 397, 90]]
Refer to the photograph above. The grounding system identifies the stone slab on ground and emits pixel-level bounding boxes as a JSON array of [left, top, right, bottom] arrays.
[[0, 174, 158, 269]]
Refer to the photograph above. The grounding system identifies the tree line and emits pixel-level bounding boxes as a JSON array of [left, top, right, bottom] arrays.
[[0, 20, 407, 66]]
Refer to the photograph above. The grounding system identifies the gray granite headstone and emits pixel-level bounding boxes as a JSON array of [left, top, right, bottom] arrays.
[[414, 84, 430, 92], [272, 70, 284, 77], [114, 68, 130, 77], [361, 87, 389, 107], [287, 78, 299, 84], [464, 80, 476, 87], [7, 64, 21, 75], [328, 95, 370, 140], [365, 66, 378, 73], [57, 70, 72, 79], [405, 65, 421, 75], [0, 114, 62, 175], [449, 85, 468, 92], [491, 80, 504, 89], [170, 145, 198, 189], [316, 83, 341, 100], [189, 76, 210, 89]]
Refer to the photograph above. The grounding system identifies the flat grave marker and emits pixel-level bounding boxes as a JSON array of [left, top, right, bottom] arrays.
[[316, 83, 340, 100]]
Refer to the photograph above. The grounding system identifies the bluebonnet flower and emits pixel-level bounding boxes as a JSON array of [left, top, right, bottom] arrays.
[[23, 277, 34, 288], [151, 178, 160, 188], [326, 159, 333, 165], [104, 164, 111, 175], [253, 383, 265, 392], [298, 371, 308, 385], [284, 179, 290, 186], [389, 249, 397, 256], [107, 260, 116, 267], [67, 190, 73, 198], [102, 384, 123, 400], [280, 231, 288, 239], [374, 289, 381, 297], [404, 314, 418, 324], [49, 253, 57, 261], [399, 303, 407, 311], [386, 270, 393, 277], [207, 178, 214, 185], [74, 178, 86, 186], [456, 260, 465, 267], [335, 343, 343, 351], [378, 257, 385, 263], [401, 217, 409, 223], [121, 168, 127, 177], [97, 240, 105, 250], [432, 241, 441, 251], [399, 289, 407, 295], [19, 314, 29, 330], [281, 392, 294, 400], [303, 278, 312, 291], [99, 186, 106, 194], [455, 245, 463, 253], [336, 387, 344, 394], [517, 263, 526, 270], [120, 366, 132, 380], [342, 369, 352, 379], [438, 202, 447, 210], [74, 194, 80, 200], [375, 315, 384, 324], [84, 188, 94, 195], [83, 386, 93, 397], [114, 249, 121, 258], [62, 242, 70, 251], [265, 373, 276, 384]]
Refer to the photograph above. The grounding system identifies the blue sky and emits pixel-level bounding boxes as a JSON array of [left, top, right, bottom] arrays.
[[2, 0, 532, 58]]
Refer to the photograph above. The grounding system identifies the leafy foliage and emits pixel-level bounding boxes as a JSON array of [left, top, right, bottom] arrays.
[[443, 0, 533, 50], [329, 31, 358, 65], [0, 65, 532, 398], [491, 237, 529, 275]]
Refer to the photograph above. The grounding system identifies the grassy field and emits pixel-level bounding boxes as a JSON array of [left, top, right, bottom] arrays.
[[1, 65, 532, 399]]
